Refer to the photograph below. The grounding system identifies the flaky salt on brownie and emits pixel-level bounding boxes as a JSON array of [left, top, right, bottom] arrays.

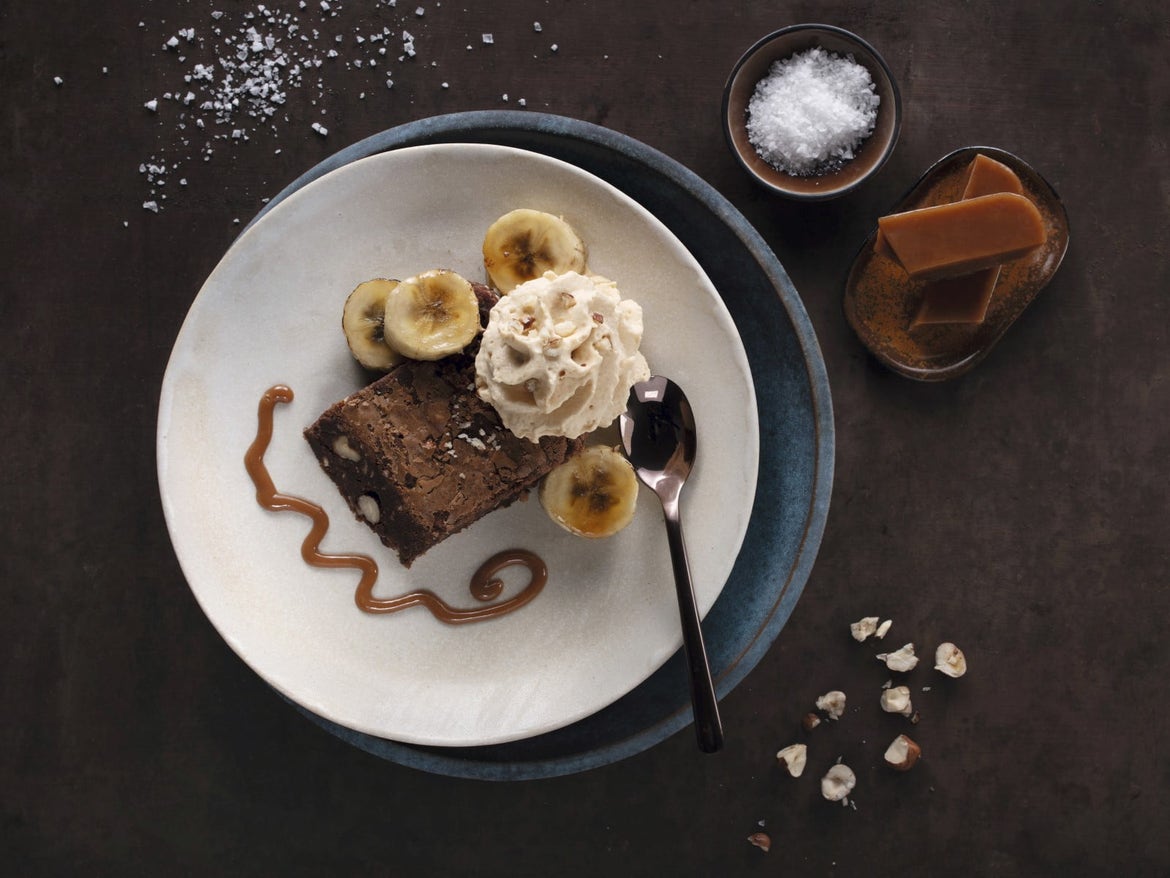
[[304, 285, 581, 568]]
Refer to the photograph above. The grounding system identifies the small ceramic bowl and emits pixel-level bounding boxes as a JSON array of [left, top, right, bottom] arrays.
[[723, 24, 902, 201]]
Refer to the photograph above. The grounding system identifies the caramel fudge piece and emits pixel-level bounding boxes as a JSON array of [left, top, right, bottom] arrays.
[[878, 192, 1046, 281], [960, 153, 1024, 199], [911, 155, 1026, 326]]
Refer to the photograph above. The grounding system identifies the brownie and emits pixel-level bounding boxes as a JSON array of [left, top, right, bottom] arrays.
[[304, 352, 581, 568]]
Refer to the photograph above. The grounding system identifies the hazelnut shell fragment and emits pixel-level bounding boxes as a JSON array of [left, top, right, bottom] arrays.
[[747, 832, 771, 852]]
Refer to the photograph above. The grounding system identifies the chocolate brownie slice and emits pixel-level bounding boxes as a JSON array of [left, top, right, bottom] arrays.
[[304, 352, 581, 568]]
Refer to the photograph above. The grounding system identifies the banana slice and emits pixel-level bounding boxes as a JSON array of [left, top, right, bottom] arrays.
[[383, 269, 481, 361], [482, 208, 587, 293], [341, 278, 404, 371], [540, 445, 639, 538]]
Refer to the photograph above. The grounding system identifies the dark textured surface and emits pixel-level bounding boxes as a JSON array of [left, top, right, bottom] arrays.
[[3, 1, 1168, 875]]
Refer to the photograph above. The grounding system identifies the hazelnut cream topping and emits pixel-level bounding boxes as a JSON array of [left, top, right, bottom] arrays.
[[474, 271, 650, 441]]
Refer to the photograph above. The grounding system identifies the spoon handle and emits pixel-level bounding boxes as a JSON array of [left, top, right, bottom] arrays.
[[662, 500, 724, 753]]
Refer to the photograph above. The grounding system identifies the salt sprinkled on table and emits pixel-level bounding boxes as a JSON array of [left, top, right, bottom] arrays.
[[746, 47, 879, 177]]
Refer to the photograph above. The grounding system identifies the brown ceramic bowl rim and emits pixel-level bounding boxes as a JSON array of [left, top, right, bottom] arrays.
[[722, 23, 902, 202]]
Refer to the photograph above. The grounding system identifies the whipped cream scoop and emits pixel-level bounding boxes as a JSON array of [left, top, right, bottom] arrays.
[[475, 271, 651, 441]]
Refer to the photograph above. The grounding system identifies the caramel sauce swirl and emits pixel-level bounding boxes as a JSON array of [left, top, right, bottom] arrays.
[[357, 548, 547, 623], [245, 385, 547, 624]]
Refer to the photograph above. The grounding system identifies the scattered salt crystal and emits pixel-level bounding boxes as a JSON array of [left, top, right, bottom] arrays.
[[501, 93, 508, 101], [746, 46, 879, 176], [102, 66, 108, 74], [533, 21, 542, 32], [550, 43, 558, 52], [481, 33, 493, 44], [135, 3, 464, 209], [143, 200, 160, 212], [311, 121, 328, 135], [53, 76, 64, 86], [518, 98, 526, 107]]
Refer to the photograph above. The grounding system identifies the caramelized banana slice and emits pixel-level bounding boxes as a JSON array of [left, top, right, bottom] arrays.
[[341, 278, 404, 371], [539, 445, 639, 538], [482, 208, 587, 293], [383, 269, 481, 361]]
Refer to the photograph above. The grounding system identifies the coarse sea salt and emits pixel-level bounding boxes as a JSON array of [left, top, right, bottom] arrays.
[[133, 3, 569, 219], [746, 47, 879, 177]]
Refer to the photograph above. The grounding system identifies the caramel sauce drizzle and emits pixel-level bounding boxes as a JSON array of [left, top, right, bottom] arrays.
[[245, 385, 547, 625]]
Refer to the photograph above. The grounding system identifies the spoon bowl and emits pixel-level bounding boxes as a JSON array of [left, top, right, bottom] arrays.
[[620, 376, 723, 753]]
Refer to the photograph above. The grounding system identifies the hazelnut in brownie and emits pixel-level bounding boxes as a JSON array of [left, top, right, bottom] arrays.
[[304, 352, 581, 568]]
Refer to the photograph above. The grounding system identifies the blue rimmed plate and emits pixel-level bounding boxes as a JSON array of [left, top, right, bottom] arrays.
[[190, 111, 833, 779]]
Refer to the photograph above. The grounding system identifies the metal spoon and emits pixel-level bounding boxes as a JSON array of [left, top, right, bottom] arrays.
[[619, 376, 724, 753]]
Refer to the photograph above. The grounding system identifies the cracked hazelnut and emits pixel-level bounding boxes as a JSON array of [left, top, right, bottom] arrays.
[[934, 642, 968, 678], [821, 763, 856, 803], [876, 643, 919, 672], [815, 690, 847, 720], [880, 685, 914, 716], [875, 619, 893, 639], [775, 743, 807, 778], [356, 494, 381, 524], [747, 832, 771, 852], [331, 435, 361, 462], [850, 616, 879, 641], [883, 734, 922, 771]]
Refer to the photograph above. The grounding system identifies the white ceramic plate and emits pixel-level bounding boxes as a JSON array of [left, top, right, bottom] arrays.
[[157, 143, 758, 747]]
